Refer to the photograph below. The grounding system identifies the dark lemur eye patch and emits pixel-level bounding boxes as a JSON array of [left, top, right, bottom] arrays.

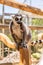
[[15, 17, 19, 21], [15, 17, 22, 21]]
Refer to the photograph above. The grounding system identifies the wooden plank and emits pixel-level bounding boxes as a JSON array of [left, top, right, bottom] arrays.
[[0, 24, 9, 29], [19, 47, 31, 65], [4, 13, 15, 16], [4, 13, 43, 19], [0, 33, 16, 49], [29, 26, 43, 30], [0, 63, 14, 65], [0, 0, 43, 16], [0, 24, 43, 30]]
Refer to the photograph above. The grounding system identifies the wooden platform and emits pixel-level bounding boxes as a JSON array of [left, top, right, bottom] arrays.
[[0, 63, 16, 65], [0, 63, 13, 65]]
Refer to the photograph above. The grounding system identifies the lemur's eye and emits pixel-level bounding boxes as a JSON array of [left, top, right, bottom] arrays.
[[15, 17, 19, 21]]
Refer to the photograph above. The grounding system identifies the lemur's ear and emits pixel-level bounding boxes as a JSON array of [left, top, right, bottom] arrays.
[[11, 15, 15, 19], [11, 15, 16, 22]]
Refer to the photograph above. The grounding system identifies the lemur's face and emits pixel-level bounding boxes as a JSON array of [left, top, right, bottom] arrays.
[[12, 14, 22, 22]]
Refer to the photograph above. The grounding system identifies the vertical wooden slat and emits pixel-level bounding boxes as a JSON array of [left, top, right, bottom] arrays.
[[2, 5, 4, 57]]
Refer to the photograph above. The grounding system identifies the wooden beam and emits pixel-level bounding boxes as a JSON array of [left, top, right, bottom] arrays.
[[4, 13, 15, 16], [0, 0, 43, 16], [0, 24, 43, 30], [29, 26, 43, 30], [4, 13, 43, 19], [0, 33, 16, 49], [0, 24, 9, 29]]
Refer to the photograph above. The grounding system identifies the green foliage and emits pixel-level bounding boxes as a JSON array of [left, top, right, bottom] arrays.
[[32, 18, 43, 26], [32, 53, 41, 59], [31, 18, 43, 54], [32, 30, 38, 41], [7, 34, 14, 42], [32, 18, 43, 40]]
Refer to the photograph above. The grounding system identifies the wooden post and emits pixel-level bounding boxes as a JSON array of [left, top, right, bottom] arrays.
[[2, 5, 4, 57], [19, 40, 31, 65]]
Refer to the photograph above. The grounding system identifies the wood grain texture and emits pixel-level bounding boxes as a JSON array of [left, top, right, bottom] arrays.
[[0, 24, 43, 30], [0, 33, 16, 49], [29, 26, 43, 30], [19, 41, 31, 65], [0, 0, 43, 16]]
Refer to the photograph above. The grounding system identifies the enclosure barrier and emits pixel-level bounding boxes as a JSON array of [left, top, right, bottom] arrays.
[[0, 24, 9, 29], [0, 24, 43, 30]]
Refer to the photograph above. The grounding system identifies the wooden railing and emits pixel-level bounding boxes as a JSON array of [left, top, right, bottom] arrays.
[[0, 24, 43, 30]]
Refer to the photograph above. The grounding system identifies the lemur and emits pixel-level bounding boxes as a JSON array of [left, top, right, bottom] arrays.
[[31, 33, 43, 46], [10, 14, 31, 50]]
